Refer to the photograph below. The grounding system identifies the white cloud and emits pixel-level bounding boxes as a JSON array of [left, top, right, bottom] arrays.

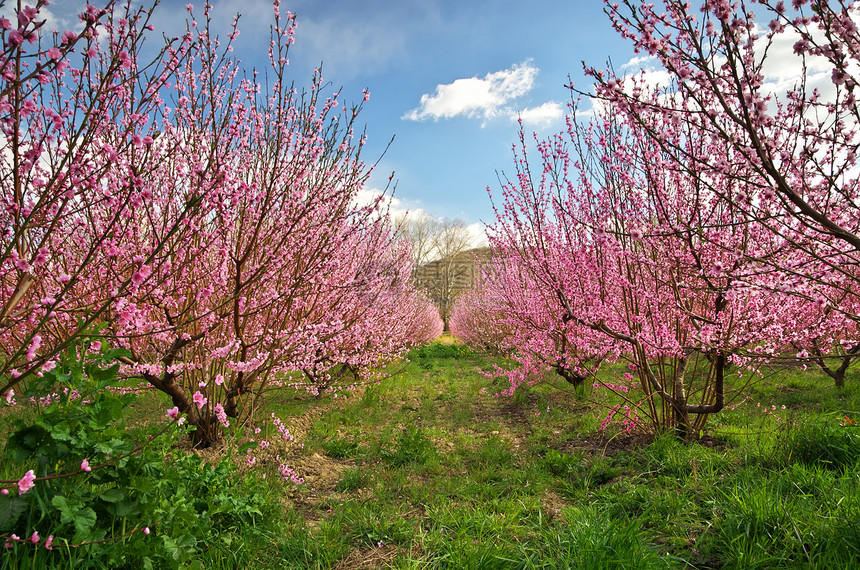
[[517, 101, 565, 129], [464, 222, 488, 250], [353, 187, 405, 215], [403, 60, 539, 123], [620, 56, 655, 70]]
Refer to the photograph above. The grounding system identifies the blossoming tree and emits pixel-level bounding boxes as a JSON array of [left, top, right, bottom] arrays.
[[489, 103, 809, 436], [0, 0, 440, 447], [588, 0, 860, 384], [0, 0, 198, 399]]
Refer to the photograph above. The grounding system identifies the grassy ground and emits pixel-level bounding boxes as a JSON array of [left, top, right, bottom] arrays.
[[4, 340, 860, 568]]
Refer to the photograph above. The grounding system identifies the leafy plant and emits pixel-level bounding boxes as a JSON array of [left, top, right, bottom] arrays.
[[0, 343, 282, 569], [379, 426, 436, 467]]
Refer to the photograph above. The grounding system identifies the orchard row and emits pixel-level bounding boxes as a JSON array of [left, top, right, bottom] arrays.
[[0, 0, 442, 448], [452, 0, 860, 437]]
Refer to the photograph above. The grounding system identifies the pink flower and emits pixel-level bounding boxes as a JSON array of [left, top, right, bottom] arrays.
[[192, 391, 207, 409], [81, 459, 91, 472], [165, 406, 180, 420], [30, 531, 39, 544], [7, 30, 24, 46], [44, 535, 53, 550], [131, 264, 151, 286], [143, 527, 150, 535], [47, 47, 61, 60], [214, 403, 229, 427], [4, 389, 14, 404], [17, 470, 35, 494], [1, 488, 8, 495]]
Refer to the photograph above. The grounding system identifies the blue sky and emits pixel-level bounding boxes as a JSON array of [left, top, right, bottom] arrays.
[[34, 0, 639, 230], [272, 0, 636, 226]]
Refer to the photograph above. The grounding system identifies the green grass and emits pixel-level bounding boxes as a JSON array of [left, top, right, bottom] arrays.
[[4, 340, 860, 568]]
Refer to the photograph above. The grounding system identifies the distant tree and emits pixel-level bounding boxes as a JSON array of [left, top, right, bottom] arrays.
[[398, 215, 477, 330], [432, 218, 475, 328], [395, 213, 441, 269]]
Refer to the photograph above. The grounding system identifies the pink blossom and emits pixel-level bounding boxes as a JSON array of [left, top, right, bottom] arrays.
[[7, 29, 24, 46], [214, 403, 229, 427], [81, 459, 91, 472], [44, 535, 53, 550], [192, 391, 207, 409], [165, 406, 180, 420], [131, 264, 151, 286], [17, 470, 35, 494], [30, 531, 39, 544]]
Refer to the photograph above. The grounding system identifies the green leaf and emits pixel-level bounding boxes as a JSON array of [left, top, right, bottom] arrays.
[[72, 507, 97, 543], [52, 495, 74, 520], [53, 494, 98, 542], [0, 494, 28, 530], [99, 488, 125, 503]]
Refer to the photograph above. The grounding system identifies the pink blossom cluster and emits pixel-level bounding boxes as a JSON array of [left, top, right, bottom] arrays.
[[593, 382, 630, 394], [599, 403, 640, 434]]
